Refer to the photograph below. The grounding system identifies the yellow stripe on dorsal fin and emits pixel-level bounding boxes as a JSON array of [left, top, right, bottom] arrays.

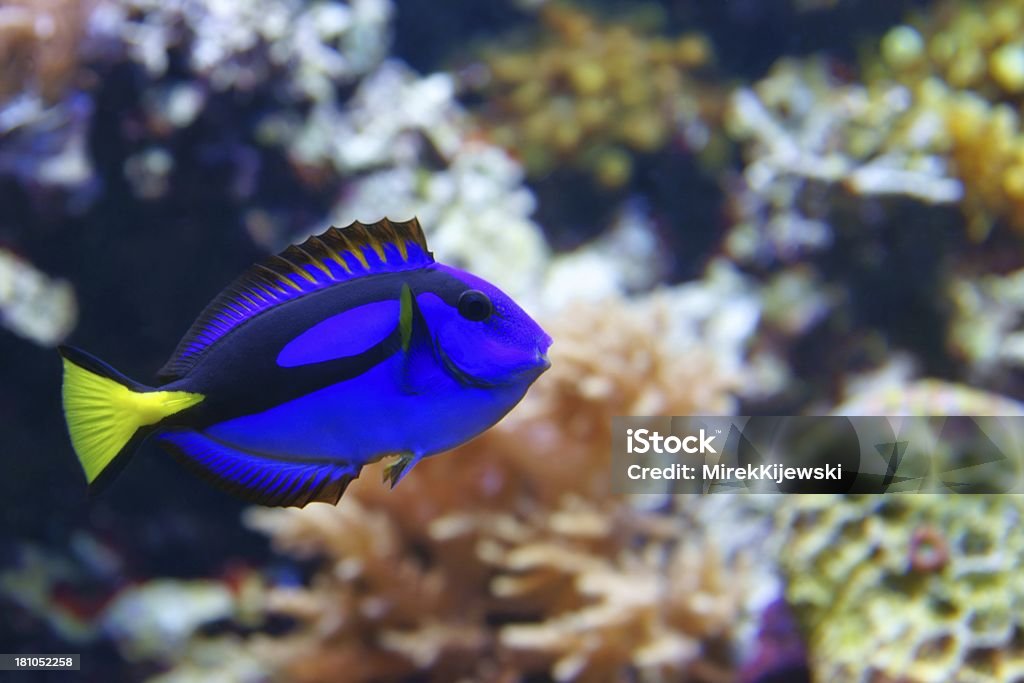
[[157, 218, 435, 381]]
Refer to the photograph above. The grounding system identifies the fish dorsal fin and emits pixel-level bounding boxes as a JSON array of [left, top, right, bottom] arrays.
[[158, 218, 433, 380]]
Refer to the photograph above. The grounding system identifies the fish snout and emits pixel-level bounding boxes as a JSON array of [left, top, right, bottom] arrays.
[[536, 350, 551, 372], [536, 333, 552, 370], [535, 335, 552, 372]]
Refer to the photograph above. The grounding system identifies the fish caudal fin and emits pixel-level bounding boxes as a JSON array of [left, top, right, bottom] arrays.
[[59, 346, 205, 488]]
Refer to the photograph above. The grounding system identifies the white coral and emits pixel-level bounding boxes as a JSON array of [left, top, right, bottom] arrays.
[[93, 0, 391, 97], [0, 249, 77, 345]]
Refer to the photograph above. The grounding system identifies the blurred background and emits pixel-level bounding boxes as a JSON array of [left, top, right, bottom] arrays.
[[3, 0, 1024, 680]]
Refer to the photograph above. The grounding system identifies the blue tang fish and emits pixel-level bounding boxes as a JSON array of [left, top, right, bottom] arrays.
[[59, 218, 552, 507]]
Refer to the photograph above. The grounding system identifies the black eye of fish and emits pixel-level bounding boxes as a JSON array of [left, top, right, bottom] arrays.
[[458, 290, 493, 321]]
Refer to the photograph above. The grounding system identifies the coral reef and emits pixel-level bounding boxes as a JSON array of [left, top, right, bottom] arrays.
[[1, 0, 395, 205], [836, 377, 1024, 417], [1, 0, 401, 348], [16, 0, 1024, 680], [725, 57, 960, 266], [0, 0, 86, 105], [871, 1, 1024, 105], [0, 542, 104, 643], [92, 0, 391, 97], [0, 0, 96, 198], [266, 59, 466, 177], [869, 0, 1024, 238], [722, 56, 980, 406], [923, 84, 1024, 240], [0, 248, 77, 345], [244, 497, 746, 683], [466, 2, 721, 187], [948, 266, 1024, 381], [539, 198, 670, 308], [776, 495, 1024, 683], [102, 578, 262, 664]]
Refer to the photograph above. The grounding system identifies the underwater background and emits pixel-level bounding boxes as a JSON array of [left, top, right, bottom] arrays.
[[4, 0, 1024, 680]]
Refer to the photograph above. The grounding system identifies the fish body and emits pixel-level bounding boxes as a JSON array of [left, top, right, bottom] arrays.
[[60, 218, 551, 507]]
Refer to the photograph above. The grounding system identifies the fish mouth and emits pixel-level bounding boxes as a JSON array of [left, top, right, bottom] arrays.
[[536, 334, 553, 372], [536, 350, 551, 373]]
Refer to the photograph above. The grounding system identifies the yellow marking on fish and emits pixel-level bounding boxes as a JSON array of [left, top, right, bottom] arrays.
[[400, 283, 413, 352], [367, 221, 392, 262], [379, 220, 410, 262], [337, 231, 370, 270], [62, 357, 204, 484], [294, 244, 334, 279], [313, 235, 351, 274], [273, 254, 317, 285], [394, 238, 409, 261], [254, 264, 298, 293]]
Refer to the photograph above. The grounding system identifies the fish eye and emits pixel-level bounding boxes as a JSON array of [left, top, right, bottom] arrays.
[[457, 290, 493, 322]]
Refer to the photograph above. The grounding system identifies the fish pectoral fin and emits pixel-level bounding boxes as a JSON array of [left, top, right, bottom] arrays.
[[383, 452, 421, 489], [157, 429, 360, 508], [397, 283, 440, 395]]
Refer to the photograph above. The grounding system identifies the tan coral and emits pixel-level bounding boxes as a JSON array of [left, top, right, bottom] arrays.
[[938, 87, 1024, 238], [245, 501, 494, 683], [0, 0, 87, 105], [489, 500, 741, 683]]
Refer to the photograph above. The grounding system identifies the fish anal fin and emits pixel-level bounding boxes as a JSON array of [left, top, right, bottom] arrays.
[[159, 218, 434, 380], [157, 430, 360, 507]]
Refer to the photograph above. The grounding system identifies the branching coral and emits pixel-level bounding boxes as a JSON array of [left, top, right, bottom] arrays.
[[948, 266, 1024, 380], [868, 0, 1024, 238], [725, 57, 960, 265], [467, 2, 720, 187], [0, 248, 77, 345], [274, 59, 468, 175], [0, 0, 393, 201], [93, 0, 391, 98], [245, 496, 744, 683]]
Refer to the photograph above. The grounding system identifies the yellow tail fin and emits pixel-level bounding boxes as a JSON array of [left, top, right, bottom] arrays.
[[59, 346, 205, 486]]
